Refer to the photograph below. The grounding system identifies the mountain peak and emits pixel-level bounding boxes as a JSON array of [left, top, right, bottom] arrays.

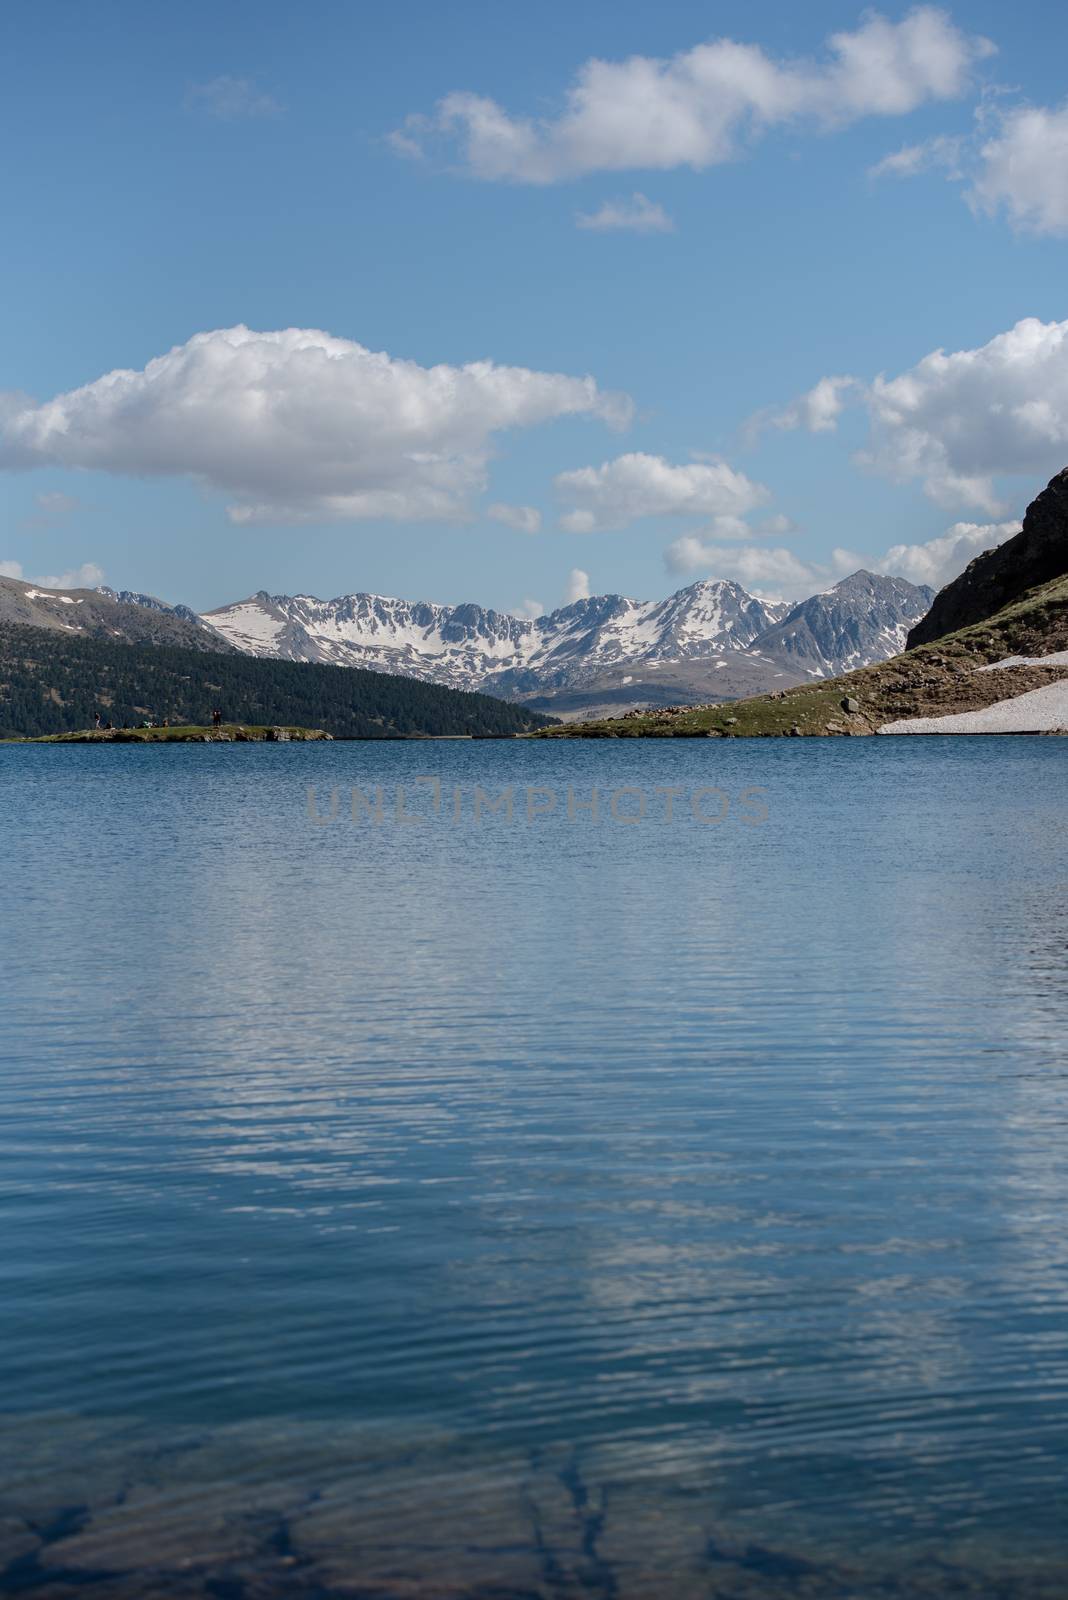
[[748, 571, 935, 676], [197, 572, 933, 711]]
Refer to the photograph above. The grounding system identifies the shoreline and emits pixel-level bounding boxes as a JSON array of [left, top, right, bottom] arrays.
[[1, 726, 540, 744]]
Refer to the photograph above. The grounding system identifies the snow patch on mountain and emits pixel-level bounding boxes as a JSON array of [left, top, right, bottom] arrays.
[[201, 573, 933, 705], [203, 580, 793, 694]]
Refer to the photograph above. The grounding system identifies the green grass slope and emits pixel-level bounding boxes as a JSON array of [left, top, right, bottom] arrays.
[[0, 625, 553, 740], [535, 573, 1068, 738]]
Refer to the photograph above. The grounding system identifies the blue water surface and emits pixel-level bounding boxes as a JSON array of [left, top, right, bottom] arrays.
[[1, 737, 1067, 1597]]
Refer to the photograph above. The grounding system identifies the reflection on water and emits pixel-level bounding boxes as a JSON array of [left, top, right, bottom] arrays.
[[1, 738, 1067, 1596]]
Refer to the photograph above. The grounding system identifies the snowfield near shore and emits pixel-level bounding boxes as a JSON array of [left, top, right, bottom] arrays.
[[880, 679, 1068, 734], [976, 649, 1068, 673]]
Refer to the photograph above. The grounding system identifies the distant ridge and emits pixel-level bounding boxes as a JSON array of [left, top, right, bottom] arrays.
[[201, 573, 933, 716], [0, 574, 230, 652], [97, 586, 220, 633], [534, 486, 1068, 739], [0, 567, 937, 723]]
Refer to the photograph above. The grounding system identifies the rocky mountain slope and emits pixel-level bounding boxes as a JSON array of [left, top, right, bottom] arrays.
[[755, 571, 933, 674], [908, 466, 1068, 646], [539, 571, 1068, 738], [0, 575, 230, 652], [202, 573, 933, 715], [204, 581, 785, 684], [97, 586, 217, 632]]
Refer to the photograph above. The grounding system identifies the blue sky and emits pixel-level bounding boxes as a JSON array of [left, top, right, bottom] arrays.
[[2, 0, 1068, 614]]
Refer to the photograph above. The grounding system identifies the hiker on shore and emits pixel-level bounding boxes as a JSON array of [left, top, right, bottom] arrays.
[[211, 707, 222, 728]]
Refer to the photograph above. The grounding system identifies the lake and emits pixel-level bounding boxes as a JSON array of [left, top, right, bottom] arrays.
[[2, 737, 1067, 1598]]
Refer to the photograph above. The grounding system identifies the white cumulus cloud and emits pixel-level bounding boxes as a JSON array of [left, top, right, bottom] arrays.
[[0, 559, 105, 589], [515, 597, 545, 620], [769, 317, 1068, 513], [565, 567, 591, 603], [861, 317, 1068, 511], [766, 374, 856, 434], [970, 102, 1068, 235], [664, 538, 851, 599], [664, 515, 1020, 601], [487, 502, 542, 534], [576, 193, 675, 233], [392, 9, 993, 183], [869, 99, 1068, 237], [555, 451, 769, 532], [0, 326, 632, 526], [39, 561, 106, 590], [875, 520, 1019, 588]]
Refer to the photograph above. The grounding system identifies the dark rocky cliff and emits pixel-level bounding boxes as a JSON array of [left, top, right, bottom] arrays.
[[908, 467, 1068, 647]]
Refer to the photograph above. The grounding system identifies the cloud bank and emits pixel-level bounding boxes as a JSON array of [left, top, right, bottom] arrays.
[[863, 317, 1068, 511], [0, 327, 632, 526], [665, 538, 837, 598], [770, 317, 1068, 512], [555, 452, 769, 532], [665, 519, 1019, 600], [876, 519, 1019, 587], [392, 9, 992, 183]]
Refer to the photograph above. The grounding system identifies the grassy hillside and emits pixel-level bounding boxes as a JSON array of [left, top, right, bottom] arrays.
[[0, 625, 553, 740], [535, 574, 1068, 738]]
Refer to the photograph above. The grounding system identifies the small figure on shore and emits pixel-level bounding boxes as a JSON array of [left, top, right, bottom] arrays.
[[94, 713, 102, 730], [162, 718, 169, 728], [211, 707, 222, 728]]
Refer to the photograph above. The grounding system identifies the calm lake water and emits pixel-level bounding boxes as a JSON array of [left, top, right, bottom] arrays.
[[2, 737, 1067, 1598]]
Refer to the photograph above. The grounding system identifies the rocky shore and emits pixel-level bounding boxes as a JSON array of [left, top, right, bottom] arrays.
[[9, 724, 334, 744], [2, 1414, 1065, 1600]]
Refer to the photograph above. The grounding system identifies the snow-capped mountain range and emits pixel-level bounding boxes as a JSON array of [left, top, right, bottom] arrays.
[[201, 572, 933, 717]]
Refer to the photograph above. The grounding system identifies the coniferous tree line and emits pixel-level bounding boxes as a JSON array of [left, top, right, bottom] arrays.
[[0, 625, 554, 739]]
